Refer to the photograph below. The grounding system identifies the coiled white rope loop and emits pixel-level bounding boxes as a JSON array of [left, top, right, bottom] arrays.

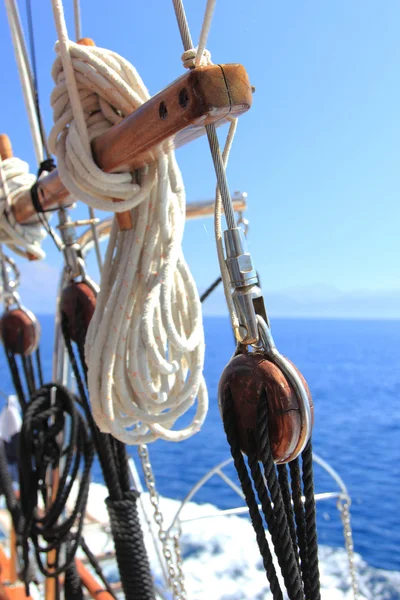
[[0, 156, 46, 260], [49, 0, 208, 444]]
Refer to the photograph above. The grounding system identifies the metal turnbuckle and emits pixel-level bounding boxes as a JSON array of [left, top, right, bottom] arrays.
[[224, 226, 269, 345]]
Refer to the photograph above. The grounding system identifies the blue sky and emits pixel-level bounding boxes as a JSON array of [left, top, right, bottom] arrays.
[[1, 1, 400, 316]]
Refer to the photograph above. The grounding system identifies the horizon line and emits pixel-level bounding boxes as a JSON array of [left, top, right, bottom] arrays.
[[33, 312, 400, 322]]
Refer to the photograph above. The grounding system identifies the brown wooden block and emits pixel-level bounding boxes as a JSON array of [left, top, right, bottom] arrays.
[[60, 281, 97, 344], [0, 308, 40, 356], [219, 352, 314, 464]]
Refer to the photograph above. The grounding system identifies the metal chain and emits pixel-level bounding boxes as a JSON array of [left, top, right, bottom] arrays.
[[337, 496, 359, 600], [172, 521, 186, 595], [138, 445, 187, 600]]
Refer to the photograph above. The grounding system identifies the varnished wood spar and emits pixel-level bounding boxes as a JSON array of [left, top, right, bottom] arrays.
[[0, 135, 13, 160], [11, 63, 252, 226], [75, 559, 114, 600], [92, 64, 251, 172], [0, 543, 32, 599]]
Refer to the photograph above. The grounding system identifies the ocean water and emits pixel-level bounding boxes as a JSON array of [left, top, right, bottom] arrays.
[[1, 315, 399, 584]]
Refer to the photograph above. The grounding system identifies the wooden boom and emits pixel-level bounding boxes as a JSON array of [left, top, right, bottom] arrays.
[[10, 63, 252, 227]]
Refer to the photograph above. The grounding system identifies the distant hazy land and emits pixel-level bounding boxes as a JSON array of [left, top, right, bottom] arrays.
[[18, 260, 400, 319]]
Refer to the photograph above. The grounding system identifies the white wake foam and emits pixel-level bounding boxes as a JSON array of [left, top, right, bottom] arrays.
[[83, 483, 400, 600]]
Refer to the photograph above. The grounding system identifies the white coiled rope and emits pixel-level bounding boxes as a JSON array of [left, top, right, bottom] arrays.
[[0, 156, 47, 260], [50, 0, 208, 444]]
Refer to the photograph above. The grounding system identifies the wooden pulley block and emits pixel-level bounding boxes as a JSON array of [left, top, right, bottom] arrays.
[[0, 308, 40, 356], [60, 281, 97, 343], [218, 352, 314, 464]]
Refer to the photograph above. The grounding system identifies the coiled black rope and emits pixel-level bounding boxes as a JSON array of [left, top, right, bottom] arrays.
[[222, 385, 321, 600], [18, 383, 94, 584], [60, 301, 156, 600]]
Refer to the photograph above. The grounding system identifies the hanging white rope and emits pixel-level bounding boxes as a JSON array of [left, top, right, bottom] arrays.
[[49, 0, 208, 444], [0, 155, 47, 260]]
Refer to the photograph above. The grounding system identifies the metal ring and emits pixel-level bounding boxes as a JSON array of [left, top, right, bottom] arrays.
[[257, 316, 312, 458]]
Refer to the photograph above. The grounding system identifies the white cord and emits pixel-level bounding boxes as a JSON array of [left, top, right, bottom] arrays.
[[0, 156, 47, 260], [50, 0, 208, 444], [195, 0, 216, 67]]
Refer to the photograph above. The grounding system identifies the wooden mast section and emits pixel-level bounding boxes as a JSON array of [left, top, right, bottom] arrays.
[[10, 63, 252, 228]]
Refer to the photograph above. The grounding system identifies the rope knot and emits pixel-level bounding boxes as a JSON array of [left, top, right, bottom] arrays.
[[181, 47, 212, 69], [37, 158, 56, 177]]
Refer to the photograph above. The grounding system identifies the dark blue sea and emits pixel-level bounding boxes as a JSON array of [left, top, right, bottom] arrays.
[[1, 316, 399, 574]]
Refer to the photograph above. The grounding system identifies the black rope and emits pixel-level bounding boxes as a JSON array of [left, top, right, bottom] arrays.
[[247, 436, 303, 599], [24, 0, 63, 250], [25, 0, 51, 160], [221, 380, 321, 600], [200, 276, 222, 303], [64, 556, 84, 600], [21, 353, 36, 397], [60, 301, 156, 600], [18, 383, 94, 583], [30, 159, 62, 251], [289, 459, 309, 598], [277, 464, 300, 571], [301, 442, 321, 600], [256, 392, 304, 600], [35, 346, 44, 387], [2, 314, 46, 413], [221, 386, 283, 600], [60, 311, 125, 499], [80, 537, 117, 599], [106, 491, 155, 600], [4, 348, 27, 410]]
